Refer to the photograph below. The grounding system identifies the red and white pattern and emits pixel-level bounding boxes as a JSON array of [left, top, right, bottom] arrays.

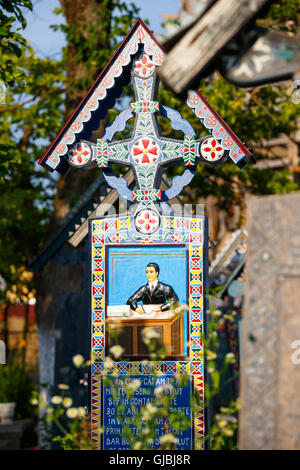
[[134, 208, 160, 234], [200, 137, 224, 162], [131, 137, 159, 164], [134, 54, 155, 78], [68, 141, 92, 166], [90, 215, 205, 449]]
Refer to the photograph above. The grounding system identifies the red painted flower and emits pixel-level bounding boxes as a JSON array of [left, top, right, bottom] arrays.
[[112, 232, 122, 243], [135, 209, 160, 234], [200, 137, 224, 162], [68, 142, 92, 166], [134, 54, 155, 78], [171, 232, 180, 242], [132, 138, 159, 165]]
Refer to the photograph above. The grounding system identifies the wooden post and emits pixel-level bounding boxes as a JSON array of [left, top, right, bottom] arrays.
[[240, 193, 300, 450], [159, 0, 270, 94]]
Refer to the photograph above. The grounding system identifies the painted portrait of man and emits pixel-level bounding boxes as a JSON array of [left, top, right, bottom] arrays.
[[127, 262, 179, 314], [106, 245, 189, 358]]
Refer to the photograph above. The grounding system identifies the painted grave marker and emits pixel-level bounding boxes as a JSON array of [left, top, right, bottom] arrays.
[[39, 19, 254, 450]]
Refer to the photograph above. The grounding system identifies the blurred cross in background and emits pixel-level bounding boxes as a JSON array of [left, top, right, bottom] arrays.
[[159, 0, 300, 95]]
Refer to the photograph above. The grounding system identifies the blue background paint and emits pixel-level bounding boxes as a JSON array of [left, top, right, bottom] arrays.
[[103, 375, 193, 450], [107, 245, 188, 355]]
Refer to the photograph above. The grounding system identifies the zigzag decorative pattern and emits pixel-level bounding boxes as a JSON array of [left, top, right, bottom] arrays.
[[194, 374, 205, 450], [90, 215, 205, 449], [91, 374, 101, 445]]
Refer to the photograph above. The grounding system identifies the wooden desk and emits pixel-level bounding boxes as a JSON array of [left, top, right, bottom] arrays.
[[107, 306, 183, 356]]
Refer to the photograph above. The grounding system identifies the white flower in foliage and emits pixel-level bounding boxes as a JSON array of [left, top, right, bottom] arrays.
[[72, 354, 84, 367], [51, 395, 62, 405], [63, 397, 73, 408], [160, 434, 178, 445], [109, 345, 124, 359], [66, 408, 78, 419], [77, 407, 86, 418]]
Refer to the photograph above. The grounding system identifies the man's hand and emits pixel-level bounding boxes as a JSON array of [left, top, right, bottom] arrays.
[[151, 306, 161, 313], [135, 306, 145, 315]]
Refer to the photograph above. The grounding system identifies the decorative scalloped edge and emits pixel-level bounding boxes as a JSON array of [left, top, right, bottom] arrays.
[[39, 20, 166, 172], [187, 90, 254, 168]]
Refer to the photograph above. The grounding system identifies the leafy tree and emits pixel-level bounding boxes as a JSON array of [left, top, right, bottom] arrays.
[[0, 0, 33, 86], [0, 0, 140, 297], [0, 0, 299, 295]]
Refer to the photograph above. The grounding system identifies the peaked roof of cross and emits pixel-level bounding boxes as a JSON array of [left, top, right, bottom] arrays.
[[39, 19, 165, 175]]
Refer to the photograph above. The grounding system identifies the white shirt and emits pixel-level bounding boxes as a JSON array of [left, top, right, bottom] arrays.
[[149, 280, 158, 292]]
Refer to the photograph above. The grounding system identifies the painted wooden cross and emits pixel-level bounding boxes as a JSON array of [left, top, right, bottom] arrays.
[[66, 53, 254, 234], [39, 19, 254, 236], [38, 20, 256, 451]]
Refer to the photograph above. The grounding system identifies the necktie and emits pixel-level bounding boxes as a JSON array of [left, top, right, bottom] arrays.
[[150, 284, 154, 296]]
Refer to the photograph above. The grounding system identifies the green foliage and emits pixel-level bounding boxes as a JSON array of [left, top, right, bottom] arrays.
[[0, 45, 65, 289], [262, 0, 300, 33], [209, 401, 239, 450], [0, 348, 38, 420], [0, 0, 140, 296], [159, 73, 300, 211], [52, 0, 140, 92], [40, 301, 239, 450], [0, 0, 32, 86]]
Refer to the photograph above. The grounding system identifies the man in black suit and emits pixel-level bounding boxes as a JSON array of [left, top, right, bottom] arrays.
[[127, 262, 179, 314]]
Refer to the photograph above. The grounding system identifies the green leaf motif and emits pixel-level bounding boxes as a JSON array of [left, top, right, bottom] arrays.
[[161, 141, 183, 162], [135, 114, 155, 137], [110, 143, 130, 162], [136, 164, 156, 189], [136, 79, 152, 101]]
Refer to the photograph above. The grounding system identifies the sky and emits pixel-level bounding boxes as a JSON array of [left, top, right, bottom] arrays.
[[23, 0, 181, 58]]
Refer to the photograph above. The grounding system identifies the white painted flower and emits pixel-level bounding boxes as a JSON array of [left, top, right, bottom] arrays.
[[63, 397, 73, 408], [77, 407, 86, 418], [160, 434, 178, 445], [72, 354, 84, 367], [109, 345, 124, 359], [51, 395, 62, 405], [66, 407, 78, 419], [58, 384, 69, 390]]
